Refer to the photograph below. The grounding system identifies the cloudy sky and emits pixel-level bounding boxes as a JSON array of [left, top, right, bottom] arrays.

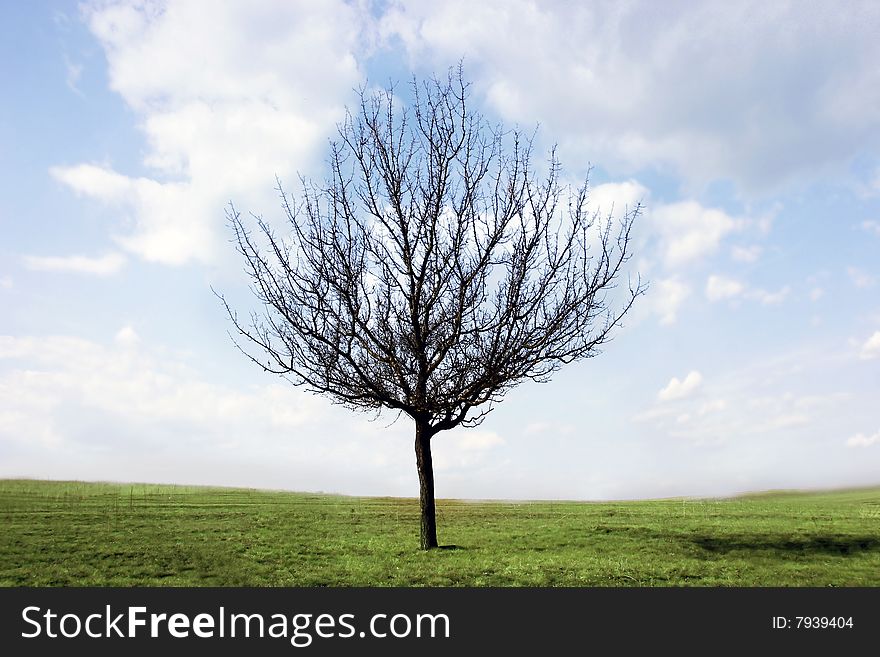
[[2, 0, 879, 501]]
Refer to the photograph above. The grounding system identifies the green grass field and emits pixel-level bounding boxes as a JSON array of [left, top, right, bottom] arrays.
[[1, 479, 878, 586]]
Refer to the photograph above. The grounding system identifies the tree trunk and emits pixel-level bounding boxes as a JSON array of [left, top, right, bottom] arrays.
[[415, 420, 438, 550]]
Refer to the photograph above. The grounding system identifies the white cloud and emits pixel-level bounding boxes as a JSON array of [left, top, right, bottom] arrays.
[[50, 164, 132, 200], [652, 201, 741, 268], [381, 0, 880, 191], [731, 245, 762, 263], [698, 399, 727, 415], [22, 252, 126, 275], [432, 430, 505, 471], [63, 53, 84, 95], [588, 180, 648, 217], [0, 331, 358, 486], [861, 220, 880, 237], [0, 333, 319, 432], [748, 286, 790, 306], [810, 287, 824, 302], [523, 421, 551, 436], [114, 325, 140, 347], [860, 331, 880, 360], [847, 430, 880, 448], [651, 276, 690, 325], [639, 354, 858, 447], [50, 164, 217, 265], [0, 331, 523, 496], [705, 275, 789, 305], [864, 168, 880, 197], [767, 413, 809, 429], [0, 276, 11, 289], [631, 405, 677, 424], [658, 370, 702, 402], [705, 275, 744, 301], [457, 431, 504, 451], [53, 0, 367, 266], [847, 266, 876, 289]]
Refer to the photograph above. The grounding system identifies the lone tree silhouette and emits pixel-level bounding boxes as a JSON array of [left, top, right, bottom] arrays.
[[219, 67, 643, 550]]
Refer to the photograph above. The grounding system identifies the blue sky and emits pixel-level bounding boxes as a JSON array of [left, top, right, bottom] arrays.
[[1, 0, 878, 500]]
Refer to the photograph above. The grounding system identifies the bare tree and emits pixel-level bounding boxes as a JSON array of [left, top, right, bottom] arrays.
[[218, 66, 644, 550]]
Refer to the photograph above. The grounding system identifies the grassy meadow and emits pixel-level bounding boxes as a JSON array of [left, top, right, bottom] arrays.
[[1, 479, 878, 586]]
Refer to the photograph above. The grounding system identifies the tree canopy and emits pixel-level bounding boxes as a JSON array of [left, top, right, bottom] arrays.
[[219, 66, 643, 548]]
